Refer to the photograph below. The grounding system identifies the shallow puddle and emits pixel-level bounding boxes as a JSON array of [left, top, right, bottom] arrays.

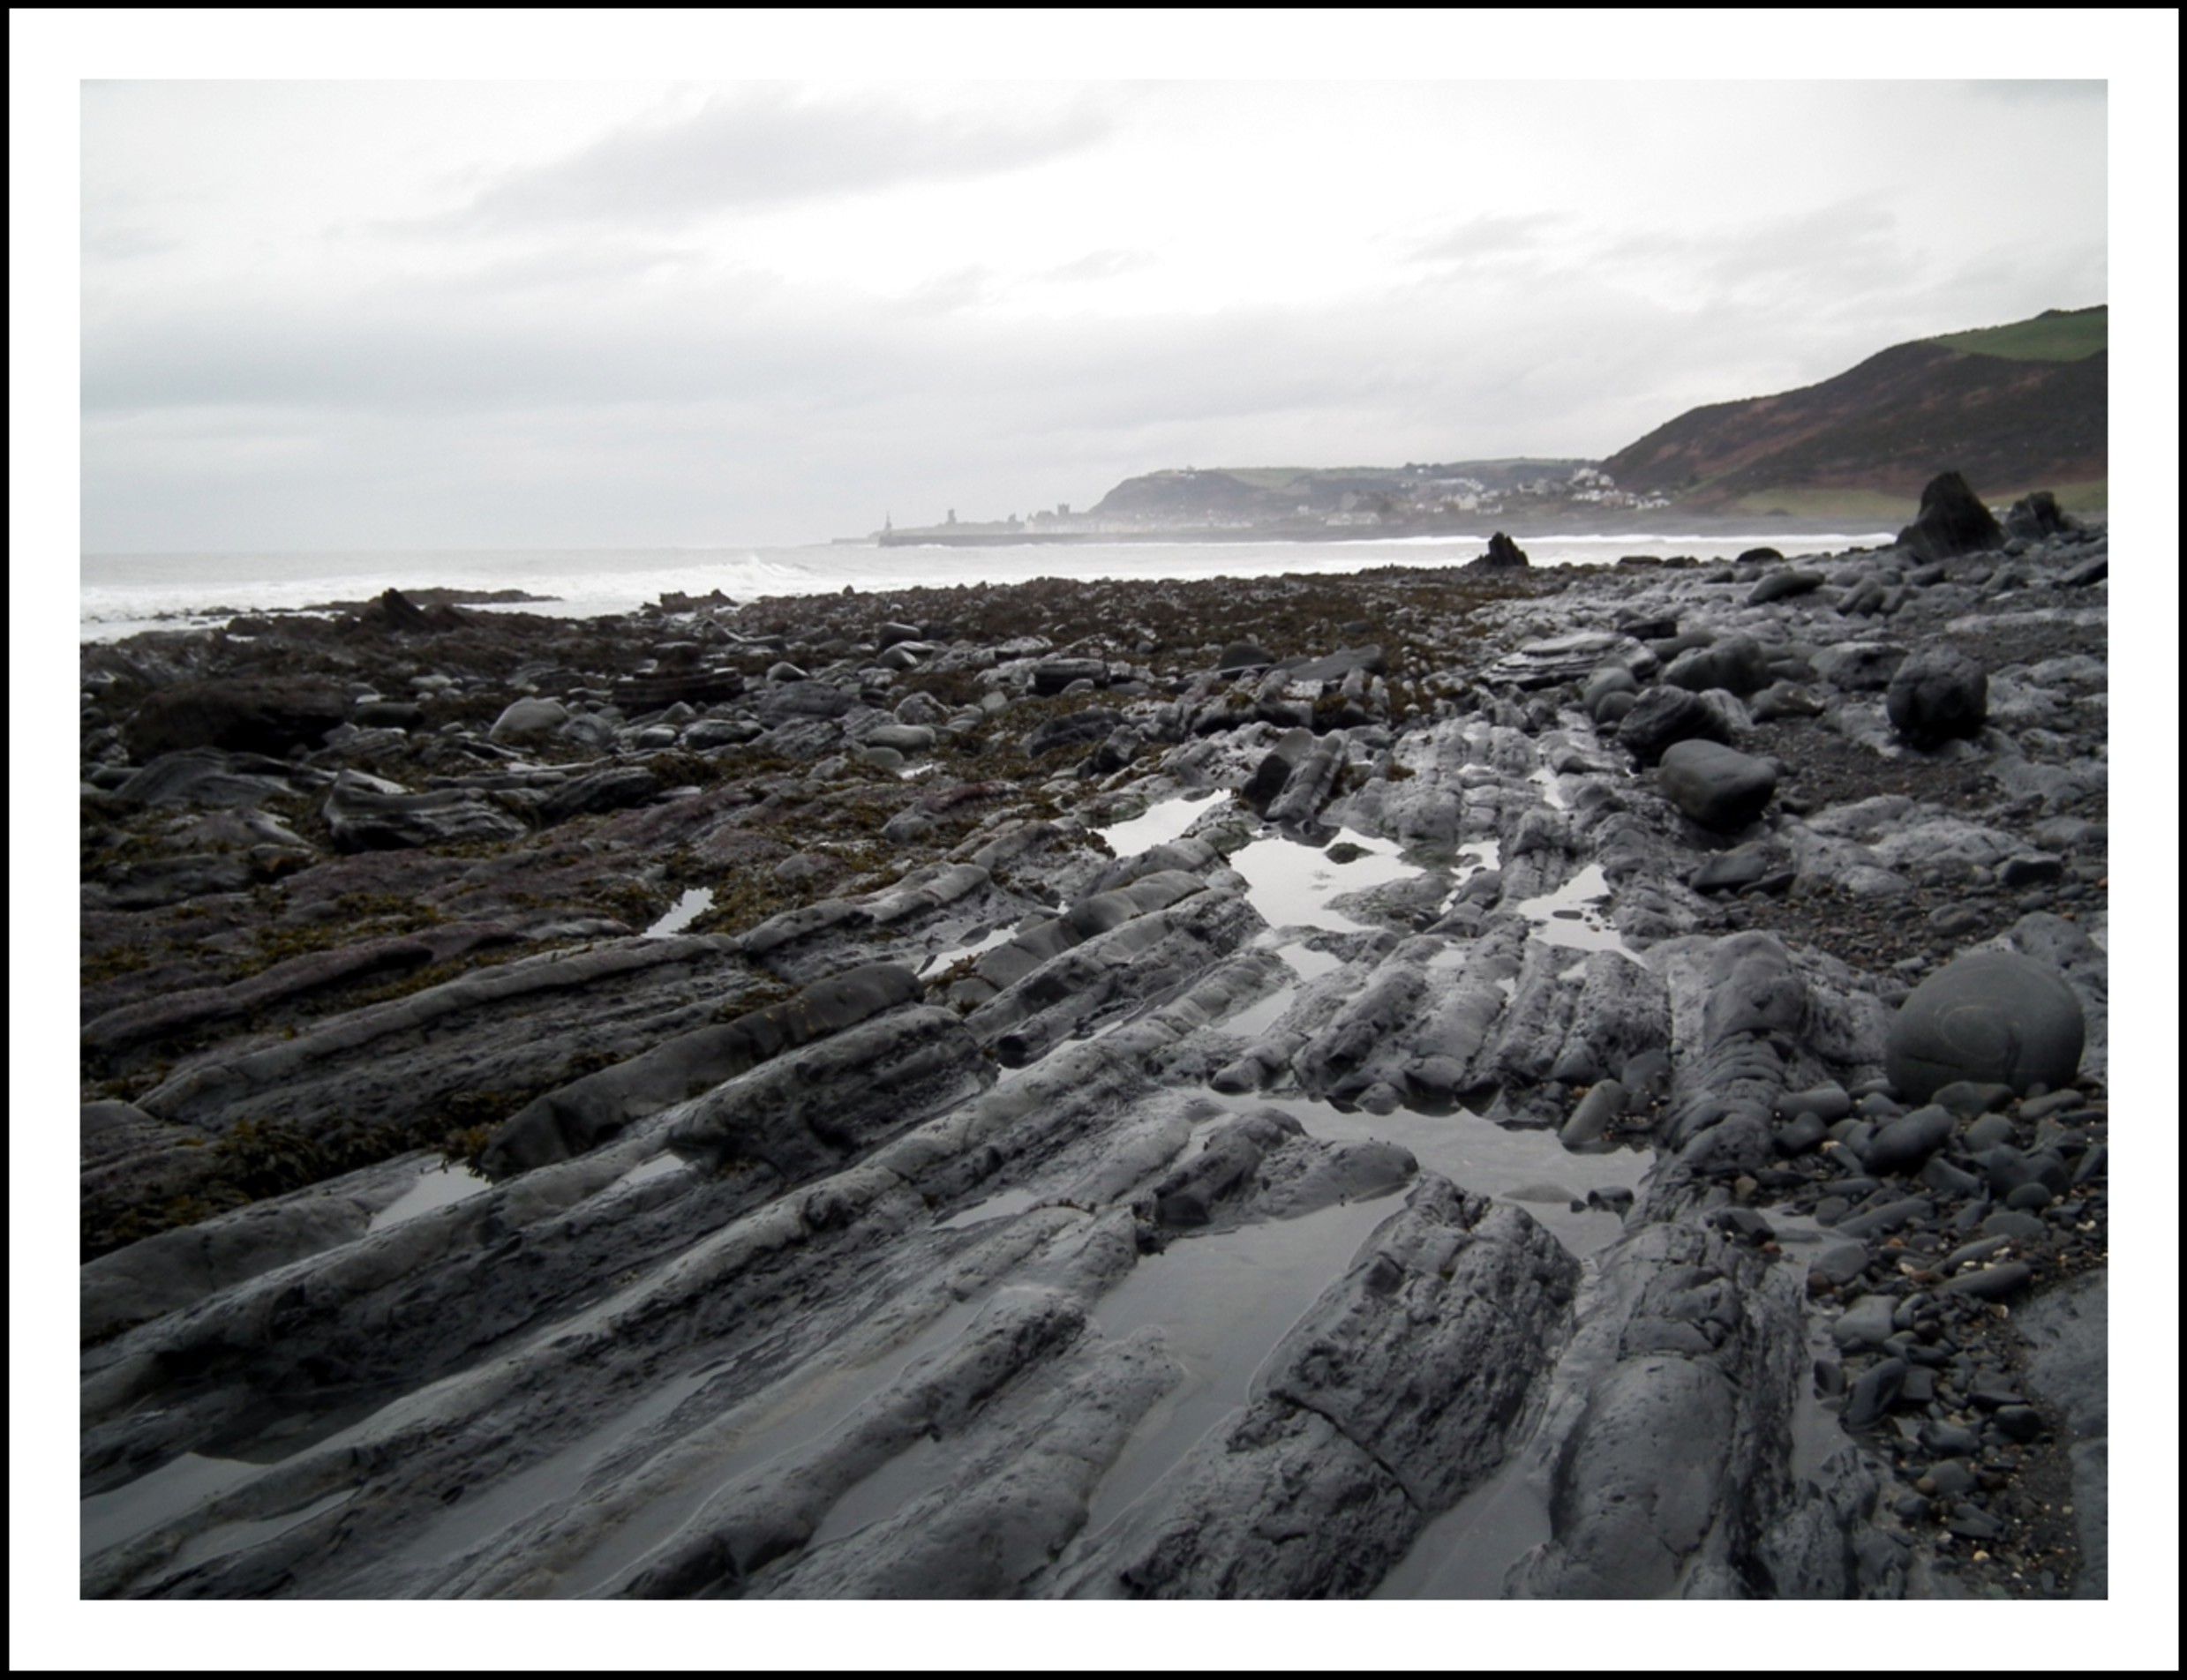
[[916, 925, 1018, 978], [1094, 791, 1220, 859], [1373, 1449, 1550, 1598], [166, 1488, 358, 1578], [365, 1159, 493, 1234], [642, 888, 714, 939], [562, 1289, 1011, 1597], [1224, 937, 1342, 1038], [604, 1153, 689, 1195], [1226, 827, 1424, 935], [1513, 862, 1626, 954], [1080, 1193, 1408, 1538], [934, 1187, 1042, 1230], [1240, 1093, 1647, 1259], [81, 1452, 265, 1562]]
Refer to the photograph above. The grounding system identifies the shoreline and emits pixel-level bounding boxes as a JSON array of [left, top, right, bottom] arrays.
[[78, 516, 2110, 1599]]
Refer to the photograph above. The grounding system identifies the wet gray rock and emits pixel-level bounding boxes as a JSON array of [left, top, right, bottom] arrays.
[[1812, 642, 1908, 692], [1092, 1178, 1576, 1597], [1662, 634, 1770, 698], [489, 697, 569, 743], [1507, 1220, 1843, 1598], [1747, 570, 1825, 605], [1485, 632, 1628, 689], [323, 773, 531, 851], [1656, 740, 1777, 832], [1885, 950, 2086, 1102], [1026, 709, 1124, 758], [1859, 1104, 1955, 1175], [1614, 687, 1734, 767], [537, 765, 661, 826], [1748, 681, 1824, 722], [1032, 658, 1110, 696], [109, 748, 319, 809], [484, 964, 925, 1175], [2003, 491, 2079, 542]]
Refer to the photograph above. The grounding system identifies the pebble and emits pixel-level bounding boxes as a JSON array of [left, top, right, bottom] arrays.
[[1831, 1294, 1900, 1350], [1845, 1356, 1908, 1429], [1941, 1260, 2033, 1299]]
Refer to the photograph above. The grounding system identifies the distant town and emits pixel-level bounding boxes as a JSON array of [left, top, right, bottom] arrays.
[[869, 461, 1677, 546]]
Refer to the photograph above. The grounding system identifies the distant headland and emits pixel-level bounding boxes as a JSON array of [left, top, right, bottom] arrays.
[[862, 305, 2106, 546]]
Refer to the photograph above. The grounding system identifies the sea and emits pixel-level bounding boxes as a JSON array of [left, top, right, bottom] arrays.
[[78, 532, 1896, 644]]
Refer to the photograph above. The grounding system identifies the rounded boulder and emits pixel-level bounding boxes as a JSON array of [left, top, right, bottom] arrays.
[[1885, 644, 1988, 747], [1656, 739, 1777, 832], [1885, 950, 2084, 1102]]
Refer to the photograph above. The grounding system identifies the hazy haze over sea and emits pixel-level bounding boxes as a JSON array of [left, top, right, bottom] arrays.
[[79, 532, 1895, 642]]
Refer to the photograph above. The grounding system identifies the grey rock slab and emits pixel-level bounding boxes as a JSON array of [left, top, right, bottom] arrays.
[[485, 964, 925, 1175], [323, 773, 530, 851]]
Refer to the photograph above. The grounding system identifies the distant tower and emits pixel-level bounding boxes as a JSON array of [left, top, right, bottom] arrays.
[[946, 508, 957, 525], [883, 512, 892, 532]]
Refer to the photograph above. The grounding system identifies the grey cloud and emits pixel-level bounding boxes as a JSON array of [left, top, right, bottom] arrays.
[[1410, 213, 1568, 265], [1965, 80, 2106, 103], [1039, 249, 1152, 283], [450, 88, 1111, 229]]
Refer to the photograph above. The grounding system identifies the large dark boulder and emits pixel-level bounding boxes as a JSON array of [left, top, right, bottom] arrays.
[[1896, 471, 2003, 561], [2003, 491, 2081, 542], [1656, 740, 1777, 832], [1885, 950, 2084, 1102], [124, 678, 351, 760], [1885, 644, 1988, 746], [1613, 686, 1734, 767], [1474, 532, 1529, 568]]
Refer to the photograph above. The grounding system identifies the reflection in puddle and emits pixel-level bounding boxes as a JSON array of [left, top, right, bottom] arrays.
[[1225, 938, 1343, 1039], [1374, 1448, 1549, 1598], [81, 1452, 263, 1562], [168, 1488, 358, 1576], [643, 888, 714, 939], [918, 925, 1018, 978], [936, 1187, 1041, 1230], [365, 1159, 492, 1234], [1514, 862, 1625, 954], [1095, 792, 1218, 859], [1241, 1094, 1647, 1260], [1082, 1195, 1405, 1538], [605, 1153, 688, 1195], [1227, 828, 1423, 936], [564, 1291, 1005, 1597]]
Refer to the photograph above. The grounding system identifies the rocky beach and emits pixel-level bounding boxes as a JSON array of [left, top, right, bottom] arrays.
[[75, 478, 2113, 1600]]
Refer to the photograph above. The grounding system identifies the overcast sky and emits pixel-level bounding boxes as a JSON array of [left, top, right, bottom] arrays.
[[33, 17, 2174, 551]]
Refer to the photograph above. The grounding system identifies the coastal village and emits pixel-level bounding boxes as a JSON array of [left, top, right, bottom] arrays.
[[877, 461, 1676, 545]]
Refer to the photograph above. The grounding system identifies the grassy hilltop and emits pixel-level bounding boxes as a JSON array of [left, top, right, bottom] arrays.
[[1603, 306, 2108, 519]]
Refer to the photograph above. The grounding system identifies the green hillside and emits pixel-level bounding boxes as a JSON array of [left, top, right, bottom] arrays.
[[1927, 304, 2107, 363]]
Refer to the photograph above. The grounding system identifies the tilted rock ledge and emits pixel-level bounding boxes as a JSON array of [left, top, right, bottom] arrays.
[[79, 503, 2109, 1598]]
